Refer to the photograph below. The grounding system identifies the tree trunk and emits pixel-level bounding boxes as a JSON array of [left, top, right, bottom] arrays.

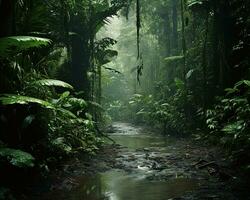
[[71, 35, 91, 99], [0, 0, 15, 37], [172, 0, 178, 54], [202, 10, 209, 109], [97, 65, 102, 104], [180, 0, 187, 82]]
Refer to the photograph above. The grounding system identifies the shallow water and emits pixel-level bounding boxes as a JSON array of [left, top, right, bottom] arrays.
[[33, 122, 199, 200]]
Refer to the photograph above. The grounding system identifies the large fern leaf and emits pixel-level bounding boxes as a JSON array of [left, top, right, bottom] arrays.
[[32, 79, 74, 90], [0, 94, 76, 118], [0, 36, 52, 57], [0, 94, 54, 108]]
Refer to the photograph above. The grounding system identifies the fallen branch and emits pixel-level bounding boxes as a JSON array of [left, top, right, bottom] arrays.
[[197, 161, 218, 169], [95, 124, 116, 143]]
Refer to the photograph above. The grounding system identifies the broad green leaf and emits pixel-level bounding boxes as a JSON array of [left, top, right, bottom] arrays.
[[0, 94, 76, 118], [0, 148, 35, 168], [68, 97, 87, 108], [0, 36, 51, 57], [32, 79, 74, 90], [0, 94, 54, 109]]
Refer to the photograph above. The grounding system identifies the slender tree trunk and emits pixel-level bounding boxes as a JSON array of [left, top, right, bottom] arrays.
[[211, 2, 220, 95], [164, 13, 171, 56], [97, 65, 102, 104], [180, 0, 187, 82], [212, 1, 232, 94], [202, 11, 209, 109], [172, 0, 178, 54]]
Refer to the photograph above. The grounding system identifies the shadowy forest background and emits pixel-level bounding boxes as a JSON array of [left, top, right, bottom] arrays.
[[0, 0, 250, 198]]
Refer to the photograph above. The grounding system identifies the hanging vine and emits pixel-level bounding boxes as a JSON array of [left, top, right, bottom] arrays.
[[136, 0, 143, 84]]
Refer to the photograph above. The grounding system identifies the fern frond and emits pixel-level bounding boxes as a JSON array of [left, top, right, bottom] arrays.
[[0, 36, 52, 57]]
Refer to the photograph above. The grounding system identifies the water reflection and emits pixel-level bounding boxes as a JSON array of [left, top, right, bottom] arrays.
[[110, 135, 169, 150], [34, 123, 198, 200], [100, 170, 198, 200], [62, 170, 198, 200]]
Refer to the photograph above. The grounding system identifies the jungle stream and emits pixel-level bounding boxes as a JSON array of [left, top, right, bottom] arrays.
[[24, 122, 244, 200]]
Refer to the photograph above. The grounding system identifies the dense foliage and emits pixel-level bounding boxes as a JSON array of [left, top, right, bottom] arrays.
[[103, 0, 250, 170], [0, 0, 127, 198]]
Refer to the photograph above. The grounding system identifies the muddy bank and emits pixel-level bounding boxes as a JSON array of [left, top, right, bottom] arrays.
[[24, 122, 248, 200]]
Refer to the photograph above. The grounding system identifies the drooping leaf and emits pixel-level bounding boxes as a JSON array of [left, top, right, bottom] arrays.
[[98, 49, 118, 65], [22, 115, 36, 129], [188, 0, 210, 10], [95, 37, 117, 50], [225, 88, 239, 95], [188, 0, 203, 7], [0, 36, 52, 57], [0, 94, 76, 118], [186, 69, 195, 79], [32, 79, 74, 90], [92, 4, 122, 34], [164, 56, 184, 64], [0, 94, 54, 109], [234, 80, 250, 89], [68, 98, 87, 109], [60, 91, 71, 99], [69, 32, 78, 36], [88, 101, 105, 111], [56, 108, 77, 118], [103, 66, 122, 74], [0, 148, 35, 168]]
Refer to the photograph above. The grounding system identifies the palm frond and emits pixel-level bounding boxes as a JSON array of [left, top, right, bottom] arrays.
[[92, 4, 122, 34], [98, 49, 118, 65]]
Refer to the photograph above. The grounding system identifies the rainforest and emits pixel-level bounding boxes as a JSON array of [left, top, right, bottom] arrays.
[[0, 0, 250, 199]]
